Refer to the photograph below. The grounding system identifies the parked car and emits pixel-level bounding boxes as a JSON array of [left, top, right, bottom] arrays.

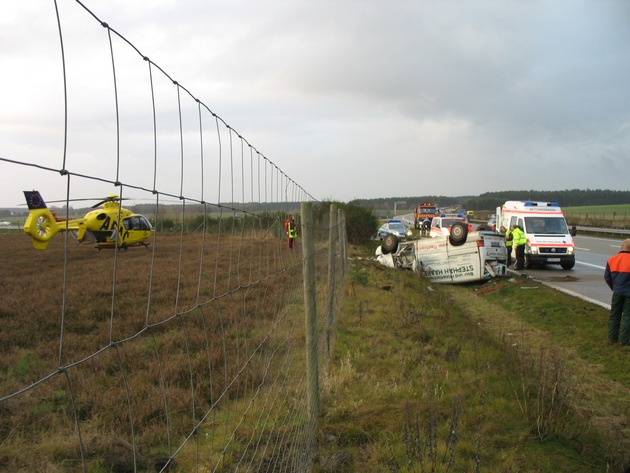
[[429, 214, 473, 238], [377, 219, 412, 241], [487, 215, 496, 231]]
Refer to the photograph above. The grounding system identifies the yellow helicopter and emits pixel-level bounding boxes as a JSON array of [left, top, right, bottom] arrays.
[[23, 190, 153, 250]]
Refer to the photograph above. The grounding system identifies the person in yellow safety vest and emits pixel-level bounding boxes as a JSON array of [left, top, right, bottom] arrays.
[[511, 224, 527, 270], [500, 225, 513, 267], [287, 216, 297, 249]]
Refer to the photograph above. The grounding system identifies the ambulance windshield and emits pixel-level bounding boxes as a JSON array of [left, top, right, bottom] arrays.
[[524, 217, 568, 235]]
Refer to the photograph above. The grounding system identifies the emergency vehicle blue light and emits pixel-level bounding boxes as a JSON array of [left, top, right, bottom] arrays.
[[524, 201, 559, 207], [439, 213, 446, 217]]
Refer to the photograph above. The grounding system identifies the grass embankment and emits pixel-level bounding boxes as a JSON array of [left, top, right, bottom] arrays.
[[314, 250, 630, 472]]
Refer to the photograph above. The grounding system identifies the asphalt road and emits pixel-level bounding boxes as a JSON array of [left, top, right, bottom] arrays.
[[516, 234, 622, 310]]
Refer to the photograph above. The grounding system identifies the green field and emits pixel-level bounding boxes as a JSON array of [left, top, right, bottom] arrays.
[[562, 204, 630, 227], [563, 203, 630, 215]]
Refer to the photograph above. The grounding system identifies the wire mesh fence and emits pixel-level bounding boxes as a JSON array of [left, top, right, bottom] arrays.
[[0, 2, 347, 471]]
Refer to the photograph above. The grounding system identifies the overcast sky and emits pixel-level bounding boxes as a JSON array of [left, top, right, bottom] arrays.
[[1, 0, 629, 208]]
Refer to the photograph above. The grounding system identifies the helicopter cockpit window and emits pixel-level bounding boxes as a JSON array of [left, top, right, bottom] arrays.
[[123, 216, 152, 231], [138, 216, 152, 230]]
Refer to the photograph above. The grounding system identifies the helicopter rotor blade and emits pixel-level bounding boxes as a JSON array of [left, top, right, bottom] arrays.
[[37, 196, 130, 208], [19, 195, 136, 207], [44, 197, 103, 204], [90, 197, 130, 208]]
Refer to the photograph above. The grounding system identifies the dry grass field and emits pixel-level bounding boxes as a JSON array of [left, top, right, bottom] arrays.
[[0, 229, 316, 471]]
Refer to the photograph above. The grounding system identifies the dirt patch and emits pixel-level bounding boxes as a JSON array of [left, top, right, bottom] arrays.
[[546, 275, 580, 282]]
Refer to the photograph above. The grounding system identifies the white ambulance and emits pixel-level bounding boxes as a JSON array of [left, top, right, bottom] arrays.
[[375, 223, 508, 284], [496, 201, 576, 270]]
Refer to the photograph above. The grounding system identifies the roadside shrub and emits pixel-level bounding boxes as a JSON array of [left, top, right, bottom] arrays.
[[314, 200, 378, 245], [343, 202, 378, 244]]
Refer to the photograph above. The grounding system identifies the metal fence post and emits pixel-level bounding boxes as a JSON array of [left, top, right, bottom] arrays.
[[325, 204, 338, 361], [338, 209, 348, 276], [301, 202, 319, 420]]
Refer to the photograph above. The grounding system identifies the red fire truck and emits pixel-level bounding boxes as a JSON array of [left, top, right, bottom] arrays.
[[413, 202, 438, 229]]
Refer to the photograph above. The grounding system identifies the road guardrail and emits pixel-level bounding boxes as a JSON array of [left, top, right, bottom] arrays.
[[575, 226, 630, 237]]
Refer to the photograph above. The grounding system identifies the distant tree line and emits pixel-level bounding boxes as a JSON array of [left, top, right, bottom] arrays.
[[461, 189, 630, 211], [352, 189, 630, 212], [352, 195, 468, 212]]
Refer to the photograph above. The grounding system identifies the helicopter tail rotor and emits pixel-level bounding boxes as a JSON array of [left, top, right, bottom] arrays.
[[23, 191, 60, 249]]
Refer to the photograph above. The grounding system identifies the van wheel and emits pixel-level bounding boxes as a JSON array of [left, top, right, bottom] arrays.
[[524, 254, 532, 269], [561, 259, 575, 270], [381, 234, 399, 254], [449, 223, 468, 246]]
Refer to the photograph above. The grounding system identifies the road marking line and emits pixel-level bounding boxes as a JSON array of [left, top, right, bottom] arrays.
[[575, 247, 590, 251], [543, 283, 610, 310], [575, 261, 605, 270]]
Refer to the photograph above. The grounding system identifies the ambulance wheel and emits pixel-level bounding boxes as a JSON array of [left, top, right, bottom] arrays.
[[561, 260, 575, 270], [449, 223, 468, 246], [381, 234, 399, 254], [524, 254, 532, 269]]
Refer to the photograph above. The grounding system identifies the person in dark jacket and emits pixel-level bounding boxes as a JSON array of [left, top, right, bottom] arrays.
[[604, 239, 630, 345], [287, 216, 297, 249], [422, 218, 431, 236], [500, 225, 513, 267]]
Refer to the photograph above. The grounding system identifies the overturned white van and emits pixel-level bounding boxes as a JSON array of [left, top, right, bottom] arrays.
[[375, 223, 508, 284]]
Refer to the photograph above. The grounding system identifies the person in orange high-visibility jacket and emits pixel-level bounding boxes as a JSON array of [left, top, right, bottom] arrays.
[[604, 239, 630, 345]]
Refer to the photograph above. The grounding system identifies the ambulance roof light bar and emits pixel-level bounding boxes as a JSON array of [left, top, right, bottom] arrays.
[[523, 201, 559, 207]]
